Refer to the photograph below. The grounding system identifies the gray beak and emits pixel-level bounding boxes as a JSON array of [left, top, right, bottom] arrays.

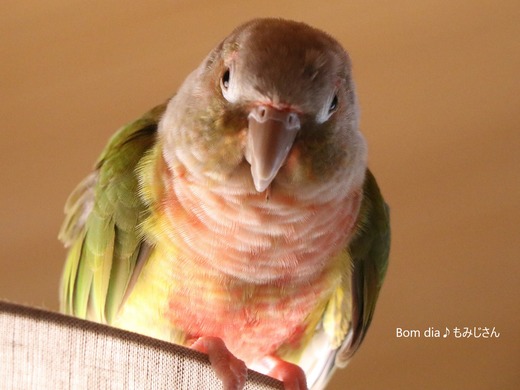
[[245, 105, 301, 192]]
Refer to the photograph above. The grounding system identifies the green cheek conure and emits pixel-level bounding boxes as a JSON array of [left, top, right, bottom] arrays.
[[59, 18, 390, 390]]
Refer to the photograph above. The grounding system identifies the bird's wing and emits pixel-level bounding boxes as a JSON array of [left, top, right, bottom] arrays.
[[59, 103, 166, 324], [335, 169, 390, 363]]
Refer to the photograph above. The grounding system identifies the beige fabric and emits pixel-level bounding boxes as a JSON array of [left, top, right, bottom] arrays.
[[0, 301, 282, 389]]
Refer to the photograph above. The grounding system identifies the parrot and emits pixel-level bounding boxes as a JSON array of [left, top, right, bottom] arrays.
[[59, 18, 390, 390]]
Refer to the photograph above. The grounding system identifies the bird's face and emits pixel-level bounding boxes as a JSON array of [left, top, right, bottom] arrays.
[[160, 19, 367, 201]]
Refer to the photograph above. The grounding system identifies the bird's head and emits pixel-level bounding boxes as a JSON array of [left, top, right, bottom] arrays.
[[160, 18, 367, 201]]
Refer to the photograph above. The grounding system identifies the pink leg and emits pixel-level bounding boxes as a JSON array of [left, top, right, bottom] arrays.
[[251, 355, 308, 390], [190, 336, 248, 390]]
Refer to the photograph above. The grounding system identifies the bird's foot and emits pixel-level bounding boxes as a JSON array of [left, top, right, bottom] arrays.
[[190, 336, 248, 390], [251, 355, 308, 390]]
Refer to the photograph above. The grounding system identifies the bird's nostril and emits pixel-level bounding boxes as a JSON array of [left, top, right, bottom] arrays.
[[286, 113, 300, 129]]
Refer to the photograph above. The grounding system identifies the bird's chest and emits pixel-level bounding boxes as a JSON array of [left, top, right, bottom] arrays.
[[155, 187, 361, 362], [124, 180, 362, 361]]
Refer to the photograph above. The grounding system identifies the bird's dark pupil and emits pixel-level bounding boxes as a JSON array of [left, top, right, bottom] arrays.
[[329, 95, 338, 112], [222, 69, 230, 89]]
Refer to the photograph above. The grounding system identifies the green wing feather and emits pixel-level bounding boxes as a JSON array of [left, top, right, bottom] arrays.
[[322, 169, 390, 365], [59, 103, 166, 323], [338, 169, 390, 363]]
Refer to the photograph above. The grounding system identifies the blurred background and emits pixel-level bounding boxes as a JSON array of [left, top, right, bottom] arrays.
[[1, 1, 519, 388]]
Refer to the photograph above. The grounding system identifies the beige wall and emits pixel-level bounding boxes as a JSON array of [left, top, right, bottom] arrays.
[[1, 1, 519, 388]]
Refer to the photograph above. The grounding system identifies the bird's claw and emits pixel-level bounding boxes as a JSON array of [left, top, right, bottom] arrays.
[[190, 336, 248, 390], [251, 355, 308, 390]]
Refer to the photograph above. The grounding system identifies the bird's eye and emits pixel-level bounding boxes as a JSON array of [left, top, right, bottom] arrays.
[[221, 68, 230, 90], [328, 94, 338, 114]]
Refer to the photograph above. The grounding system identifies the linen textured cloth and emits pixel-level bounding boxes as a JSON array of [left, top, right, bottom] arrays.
[[0, 301, 283, 389]]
